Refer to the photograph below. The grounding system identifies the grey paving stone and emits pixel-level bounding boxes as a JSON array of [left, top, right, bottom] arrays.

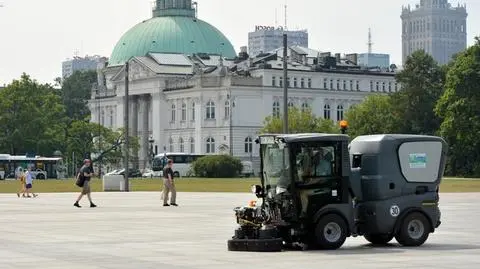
[[1, 192, 479, 269]]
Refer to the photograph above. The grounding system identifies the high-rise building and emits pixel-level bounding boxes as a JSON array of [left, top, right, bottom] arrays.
[[401, 0, 467, 65], [62, 55, 108, 79], [248, 26, 308, 57]]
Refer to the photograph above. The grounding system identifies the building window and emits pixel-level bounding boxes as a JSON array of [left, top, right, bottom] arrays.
[[169, 137, 174, 152], [324, 104, 331, 120], [395, 82, 398, 91], [293, 77, 297, 88], [288, 100, 294, 107], [308, 78, 312, 88], [190, 137, 195, 153], [382, 82, 386, 92], [337, 79, 340, 90], [370, 81, 373, 91], [191, 102, 195, 121], [300, 78, 305, 88], [181, 103, 187, 121], [343, 80, 346, 90], [356, 80, 360, 91], [206, 100, 215, 119], [330, 79, 333, 89], [171, 104, 176, 122], [287, 77, 291, 87], [376, 82, 379, 91], [179, 138, 184, 153], [337, 105, 344, 121], [244, 137, 253, 153], [388, 82, 392, 92], [279, 77, 283, 87], [323, 78, 327, 89], [273, 101, 280, 117], [350, 80, 353, 91], [272, 76, 276, 87], [206, 137, 215, 153], [301, 102, 309, 112], [225, 101, 230, 119]]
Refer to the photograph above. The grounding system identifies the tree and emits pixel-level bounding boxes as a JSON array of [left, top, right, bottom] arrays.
[[435, 40, 480, 177], [344, 94, 398, 138], [0, 74, 68, 155], [261, 107, 338, 134], [392, 50, 446, 135], [65, 119, 140, 169], [60, 70, 97, 121]]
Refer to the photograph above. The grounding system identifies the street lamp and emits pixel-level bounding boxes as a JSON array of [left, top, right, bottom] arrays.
[[148, 135, 155, 168]]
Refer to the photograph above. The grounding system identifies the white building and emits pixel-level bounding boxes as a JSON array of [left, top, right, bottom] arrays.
[[248, 25, 308, 57], [88, 0, 400, 173]]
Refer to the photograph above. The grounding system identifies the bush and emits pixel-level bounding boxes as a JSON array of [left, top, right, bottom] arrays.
[[191, 155, 243, 178]]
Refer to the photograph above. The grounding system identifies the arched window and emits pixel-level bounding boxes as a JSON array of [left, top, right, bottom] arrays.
[[171, 104, 176, 122], [190, 137, 195, 153], [272, 101, 280, 118], [288, 100, 294, 107], [181, 103, 187, 121], [324, 104, 331, 120], [206, 101, 215, 119], [337, 105, 344, 121], [169, 137, 174, 152], [224, 100, 230, 119], [179, 137, 184, 153], [191, 102, 195, 121], [244, 137, 253, 153], [206, 137, 215, 153], [301, 102, 309, 112]]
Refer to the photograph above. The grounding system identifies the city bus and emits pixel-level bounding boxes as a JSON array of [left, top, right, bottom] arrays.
[[0, 154, 66, 180], [151, 152, 205, 177]]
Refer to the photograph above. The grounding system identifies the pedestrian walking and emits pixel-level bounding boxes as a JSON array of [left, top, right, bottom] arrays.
[[16, 168, 26, 198], [73, 159, 97, 208], [162, 159, 178, 207], [24, 167, 38, 198]]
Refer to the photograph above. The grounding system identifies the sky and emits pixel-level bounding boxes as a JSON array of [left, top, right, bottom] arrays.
[[0, 0, 479, 86]]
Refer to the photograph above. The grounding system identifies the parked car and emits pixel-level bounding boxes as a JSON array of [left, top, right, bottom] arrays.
[[142, 169, 162, 178], [116, 168, 142, 178], [240, 161, 254, 178]]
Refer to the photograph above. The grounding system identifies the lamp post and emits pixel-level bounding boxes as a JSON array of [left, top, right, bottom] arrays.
[[124, 60, 130, 192], [148, 136, 155, 168]]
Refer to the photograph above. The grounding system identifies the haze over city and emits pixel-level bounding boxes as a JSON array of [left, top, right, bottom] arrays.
[[0, 0, 479, 85]]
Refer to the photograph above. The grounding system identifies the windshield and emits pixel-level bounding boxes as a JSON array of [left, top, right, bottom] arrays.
[[261, 143, 290, 189]]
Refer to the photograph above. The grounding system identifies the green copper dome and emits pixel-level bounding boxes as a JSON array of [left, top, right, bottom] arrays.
[[108, 0, 237, 66]]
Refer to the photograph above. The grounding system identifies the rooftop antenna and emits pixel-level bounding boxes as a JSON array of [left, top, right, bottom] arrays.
[[367, 28, 373, 54], [74, 49, 80, 58], [284, 1, 288, 31], [275, 8, 278, 28]]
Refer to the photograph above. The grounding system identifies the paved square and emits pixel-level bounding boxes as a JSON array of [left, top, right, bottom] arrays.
[[1, 191, 479, 269]]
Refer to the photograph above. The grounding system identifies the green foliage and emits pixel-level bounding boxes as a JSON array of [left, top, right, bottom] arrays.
[[191, 155, 243, 178], [435, 41, 480, 177], [261, 107, 339, 134], [60, 70, 97, 121], [391, 50, 446, 135], [344, 94, 398, 138], [0, 74, 68, 155]]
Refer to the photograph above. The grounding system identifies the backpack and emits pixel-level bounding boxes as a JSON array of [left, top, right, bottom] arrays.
[[75, 172, 85, 187]]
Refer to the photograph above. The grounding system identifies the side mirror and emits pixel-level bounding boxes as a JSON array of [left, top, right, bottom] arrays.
[[251, 184, 264, 198]]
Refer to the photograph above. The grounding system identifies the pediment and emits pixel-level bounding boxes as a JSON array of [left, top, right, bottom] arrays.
[[110, 58, 157, 82]]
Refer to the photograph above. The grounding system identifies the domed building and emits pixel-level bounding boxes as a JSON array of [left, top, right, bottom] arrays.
[[89, 0, 400, 174]]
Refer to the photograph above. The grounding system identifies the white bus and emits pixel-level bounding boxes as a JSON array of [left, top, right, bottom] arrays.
[[151, 152, 205, 177], [0, 154, 66, 180]]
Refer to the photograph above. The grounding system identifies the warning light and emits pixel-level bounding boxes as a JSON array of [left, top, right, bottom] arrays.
[[340, 120, 348, 129]]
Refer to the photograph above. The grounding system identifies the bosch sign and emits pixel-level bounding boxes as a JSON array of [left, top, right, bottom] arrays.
[[255, 25, 284, 31]]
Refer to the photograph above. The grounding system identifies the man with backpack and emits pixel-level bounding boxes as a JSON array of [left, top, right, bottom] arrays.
[[74, 159, 97, 208]]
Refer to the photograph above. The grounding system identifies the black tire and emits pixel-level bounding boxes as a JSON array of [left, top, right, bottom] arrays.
[[395, 212, 430, 247], [364, 233, 394, 245], [36, 174, 45, 180], [227, 238, 283, 252], [314, 213, 348, 250], [173, 172, 180, 177]]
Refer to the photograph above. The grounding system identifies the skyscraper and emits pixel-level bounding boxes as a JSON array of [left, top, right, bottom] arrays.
[[248, 26, 308, 57], [401, 0, 467, 65]]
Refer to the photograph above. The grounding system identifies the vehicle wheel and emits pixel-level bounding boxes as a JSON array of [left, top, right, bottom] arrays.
[[314, 213, 348, 250], [395, 212, 430, 247], [36, 174, 45, 180], [173, 172, 180, 177], [364, 233, 394, 245], [227, 238, 283, 252]]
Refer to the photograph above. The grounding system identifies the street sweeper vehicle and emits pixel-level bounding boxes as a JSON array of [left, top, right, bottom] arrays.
[[227, 123, 448, 251]]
